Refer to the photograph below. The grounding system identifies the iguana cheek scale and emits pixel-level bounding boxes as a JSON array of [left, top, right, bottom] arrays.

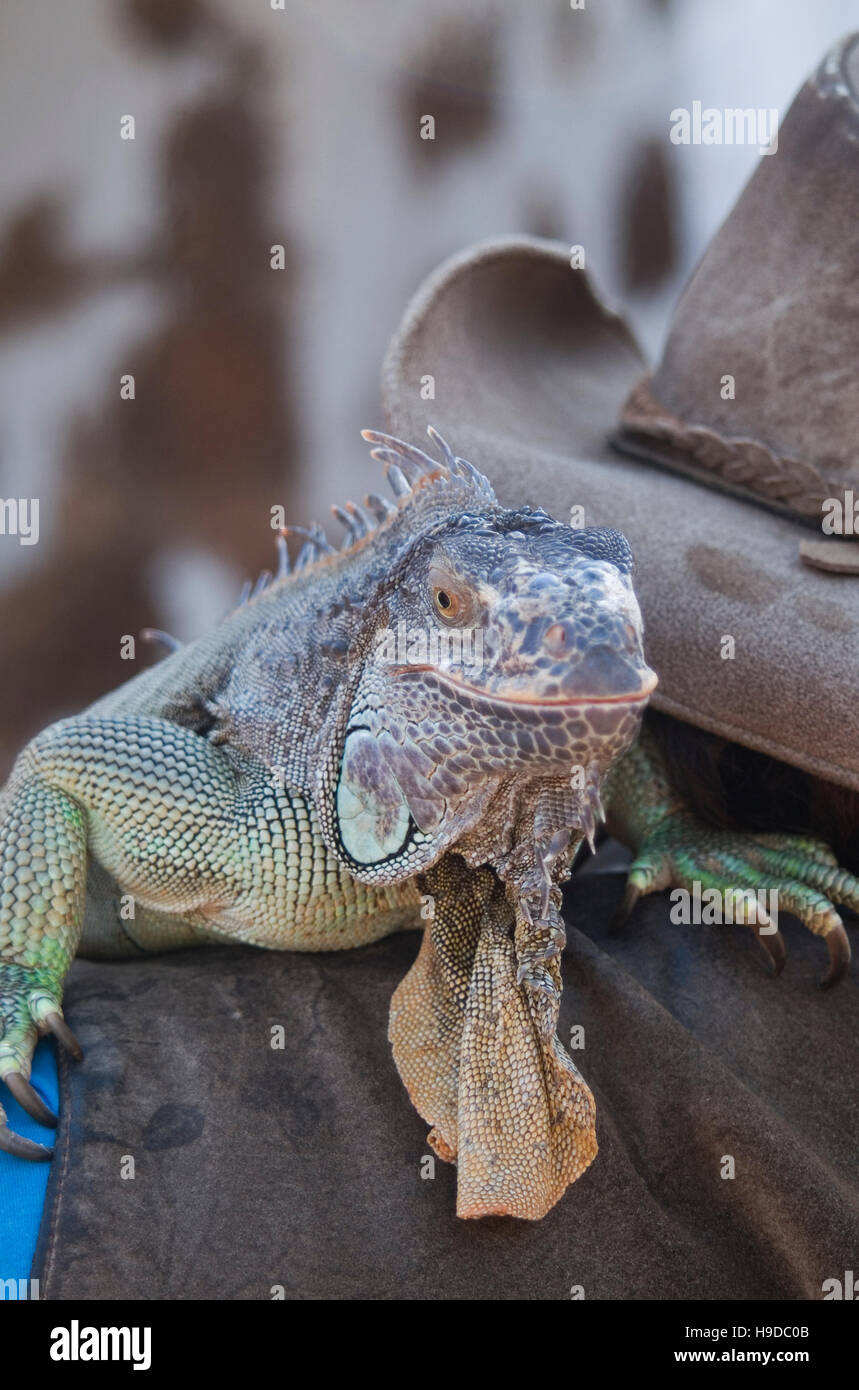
[[1, 428, 857, 1220]]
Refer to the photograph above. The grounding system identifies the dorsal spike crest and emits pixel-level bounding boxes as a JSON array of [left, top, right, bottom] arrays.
[[361, 429, 438, 476], [281, 522, 335, 555], [275, 533, 290, 577], [366, 491, 395, 520], [140, 627, 183, 654], [345, 501, 374, 536], [362, 426, 496, 504], [331, 504, 360, 542], [311, 522, 335, 553], [454, 455, 494, 498], [372, 448, 426, 485], [243, 426, 498, 603], [426, 425, 456, 469], [383, 460, 411, 498]]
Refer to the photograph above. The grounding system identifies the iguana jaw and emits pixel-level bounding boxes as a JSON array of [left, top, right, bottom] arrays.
[[397, 664, 658, 708]]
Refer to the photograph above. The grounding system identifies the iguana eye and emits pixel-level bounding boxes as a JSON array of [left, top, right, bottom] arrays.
[[432, 587, 462, 622]]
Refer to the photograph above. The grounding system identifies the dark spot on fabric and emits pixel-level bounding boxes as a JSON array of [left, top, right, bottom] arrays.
[[143, 1102, 204, 1150], [793, 592, 854, 634], [686, 545, 780, 605]]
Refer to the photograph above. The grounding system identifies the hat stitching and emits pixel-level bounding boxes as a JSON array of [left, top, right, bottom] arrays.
[[620, 377, 830, 516]]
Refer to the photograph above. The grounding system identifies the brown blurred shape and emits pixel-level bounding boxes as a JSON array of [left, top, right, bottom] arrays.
[[0, 199, 98, 333], [619, 136, 678, 292], [403, 15, 500, 166], [0, 7, 298, 774], [122, 0, 209, 50]]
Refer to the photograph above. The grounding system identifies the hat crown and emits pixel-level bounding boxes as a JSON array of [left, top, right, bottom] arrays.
[[618, 32, 859, 528]]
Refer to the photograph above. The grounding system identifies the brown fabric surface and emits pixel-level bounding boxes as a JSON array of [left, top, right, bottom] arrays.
[[380, 235, 859, 794], [35, 856, 859, 1300]]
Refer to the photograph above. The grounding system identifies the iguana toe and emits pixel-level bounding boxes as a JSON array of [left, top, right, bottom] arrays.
[[0, 961, 74, 1159], [618, 813, 856, 987]]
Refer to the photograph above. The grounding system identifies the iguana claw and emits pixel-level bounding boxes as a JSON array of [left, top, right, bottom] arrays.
[[757, 922, 787, 978], [4, 1071, 57, 1128], [613, 875, 790, 976], [45, 1011, 83, 1061], [0, 1121, 53, 1161], [821, 922, 851, 989]]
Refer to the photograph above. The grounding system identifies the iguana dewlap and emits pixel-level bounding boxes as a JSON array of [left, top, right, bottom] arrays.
[[1, 429, 856, 1220]]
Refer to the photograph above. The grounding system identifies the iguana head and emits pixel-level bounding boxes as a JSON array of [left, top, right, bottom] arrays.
[[308, 429, 656, 884]]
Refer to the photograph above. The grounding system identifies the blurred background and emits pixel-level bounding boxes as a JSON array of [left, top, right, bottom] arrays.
[[0, 0, 854, 775]]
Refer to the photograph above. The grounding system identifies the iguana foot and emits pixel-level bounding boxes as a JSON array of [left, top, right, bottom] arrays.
[[0, 961, 82, 1159], [618, 813, 858, 987]]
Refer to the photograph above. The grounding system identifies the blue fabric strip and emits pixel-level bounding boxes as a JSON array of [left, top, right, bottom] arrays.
[[0, 1039, 58, 1284]]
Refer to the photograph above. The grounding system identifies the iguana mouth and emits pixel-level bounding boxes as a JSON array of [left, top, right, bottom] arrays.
[[394, 665, 658, 707]]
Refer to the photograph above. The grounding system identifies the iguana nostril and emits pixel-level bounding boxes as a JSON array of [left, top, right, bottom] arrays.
[[543, 622, 569, 656]]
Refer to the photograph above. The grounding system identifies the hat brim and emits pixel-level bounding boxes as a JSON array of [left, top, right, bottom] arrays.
[[381, 235, 859, 793]]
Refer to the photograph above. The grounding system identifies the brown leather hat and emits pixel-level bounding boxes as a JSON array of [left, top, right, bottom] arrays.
[[380, 34, 859, 793], [617, 32, 859, 536]]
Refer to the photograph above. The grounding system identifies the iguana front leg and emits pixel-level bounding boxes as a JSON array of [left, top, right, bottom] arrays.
[[388, 853, 596, 1219], [0, 772, 88, 1157], [0, 713, 242, 1157], [606, 724, 859, 985]]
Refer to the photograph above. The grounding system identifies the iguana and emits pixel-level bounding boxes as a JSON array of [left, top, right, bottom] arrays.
[[1, 428, 857, 1220]]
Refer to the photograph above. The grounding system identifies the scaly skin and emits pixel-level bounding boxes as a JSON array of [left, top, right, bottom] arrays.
[[1, 428, 857, 1217], [606, 724, 859, 987], [0, 714, 421, 1157]]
